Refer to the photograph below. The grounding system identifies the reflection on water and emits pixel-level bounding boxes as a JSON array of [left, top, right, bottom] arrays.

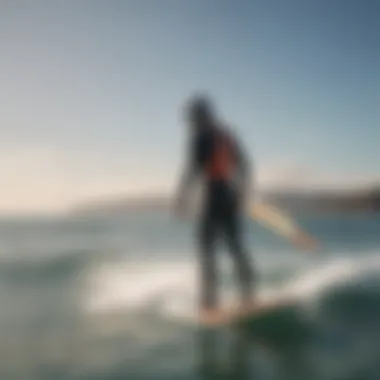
[[197, 324, 320, 380], [198, 327, 251, 380]]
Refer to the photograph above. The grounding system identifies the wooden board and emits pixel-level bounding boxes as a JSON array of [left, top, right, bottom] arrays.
[[199, 298, 297, 327]]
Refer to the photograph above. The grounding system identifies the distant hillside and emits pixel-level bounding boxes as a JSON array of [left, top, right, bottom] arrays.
[[264, 187, 380, 213], [73, 186, 380, 216], [73, 195, 171, 216]]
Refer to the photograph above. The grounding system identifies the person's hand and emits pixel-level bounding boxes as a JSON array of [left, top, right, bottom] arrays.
[[236, 189, 248, 213], [173, 197, 188, 220], [292, 232, 319, 252]]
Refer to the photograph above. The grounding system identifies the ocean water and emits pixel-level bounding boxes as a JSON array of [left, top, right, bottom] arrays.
[[0, 211, 380, 380]]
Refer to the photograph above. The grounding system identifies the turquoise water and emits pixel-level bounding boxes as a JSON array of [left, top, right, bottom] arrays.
[[0, 212, 380, 379]]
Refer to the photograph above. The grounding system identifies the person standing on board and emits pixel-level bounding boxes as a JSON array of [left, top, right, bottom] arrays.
[[175, 95, 255, 324]]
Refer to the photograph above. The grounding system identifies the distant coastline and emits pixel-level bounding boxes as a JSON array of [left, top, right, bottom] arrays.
[[264, 187, 380, 214], [72, 186, 380, 216], [72, 195, 171, 216]]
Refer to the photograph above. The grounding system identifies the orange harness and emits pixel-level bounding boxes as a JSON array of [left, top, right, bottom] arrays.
[[206, 134, 235, 181]]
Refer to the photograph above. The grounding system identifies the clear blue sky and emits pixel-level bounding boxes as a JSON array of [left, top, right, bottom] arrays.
[[0, 0, 379, 212]]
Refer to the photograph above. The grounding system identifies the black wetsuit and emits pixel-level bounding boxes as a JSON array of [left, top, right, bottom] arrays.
[[189, 127, 255, 309]]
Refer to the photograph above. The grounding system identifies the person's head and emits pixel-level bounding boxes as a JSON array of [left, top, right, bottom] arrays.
[[185, 94, 216, 132]]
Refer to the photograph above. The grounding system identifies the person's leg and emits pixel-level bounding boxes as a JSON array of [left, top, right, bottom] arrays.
[[223, 200, 255, 306], [198, 209, 219, 312]]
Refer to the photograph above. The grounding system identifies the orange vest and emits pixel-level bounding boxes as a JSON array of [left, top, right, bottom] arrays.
[[206, 133, 235, 181]]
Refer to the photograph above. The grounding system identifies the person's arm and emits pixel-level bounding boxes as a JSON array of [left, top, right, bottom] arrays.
[[234, 135, 254, 208], [174, 138, 201, 215]]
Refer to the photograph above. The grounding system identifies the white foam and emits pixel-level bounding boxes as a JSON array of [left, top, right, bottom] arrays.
[[84, 260, 198, 314], [82, 252, 380, 321], [84, 257, 269, 320], [284, 255, 380, 300]]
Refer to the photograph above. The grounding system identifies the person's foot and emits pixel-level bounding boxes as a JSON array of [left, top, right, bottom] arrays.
[[199, 308, 226, 326], [236, 299, 256, 315]]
